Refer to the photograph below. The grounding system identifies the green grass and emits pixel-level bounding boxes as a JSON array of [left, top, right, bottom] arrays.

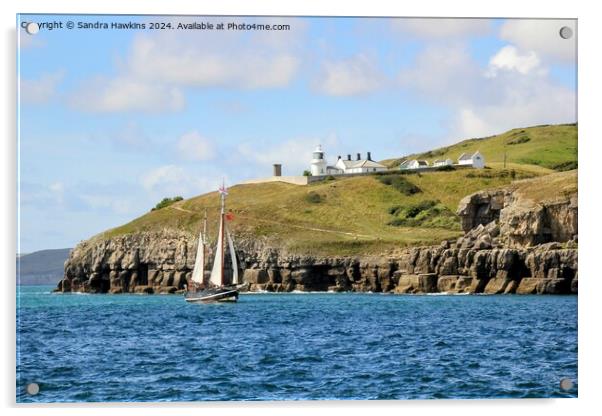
[[92, 123, 577, 256], [96, 165, 569, 256], [380, 123, 577, 172]]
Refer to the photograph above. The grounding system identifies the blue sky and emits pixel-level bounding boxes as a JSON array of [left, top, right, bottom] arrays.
[[17, 15, 577, 252]]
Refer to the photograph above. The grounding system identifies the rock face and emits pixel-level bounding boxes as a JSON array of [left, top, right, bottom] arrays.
[[58, 233, 577, 295], [457, 186, 578, 248], [57, 180, 578, 295]]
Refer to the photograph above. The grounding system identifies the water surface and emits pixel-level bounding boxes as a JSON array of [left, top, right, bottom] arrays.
[[17, 287, 578, 402]]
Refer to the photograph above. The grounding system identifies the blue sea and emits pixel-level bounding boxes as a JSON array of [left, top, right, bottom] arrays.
[[16, 286, 578, 402]]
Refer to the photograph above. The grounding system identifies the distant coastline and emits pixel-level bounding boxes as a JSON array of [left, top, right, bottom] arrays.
[[17, 248, 71, 285]]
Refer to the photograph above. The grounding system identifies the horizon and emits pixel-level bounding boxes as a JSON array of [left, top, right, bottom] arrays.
[[18, 15, 576, 252]]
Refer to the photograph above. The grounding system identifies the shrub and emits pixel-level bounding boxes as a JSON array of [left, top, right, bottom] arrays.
[[507, 136, 531, 145], [435, 165, 455, 172], [151, 196, 183, 211], [388, 205, 402, 215], [305, 191, 322, 203], [386, 200, 460, 230], [551, 161, 578, 171], [303, 170, 312, 177], [377, 174, 421, 195]]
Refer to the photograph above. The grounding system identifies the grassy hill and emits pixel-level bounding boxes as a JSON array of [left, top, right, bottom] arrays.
[[381, 123, 577, 172], [100, 167, 558, 256], [94, 123, 577, 257]]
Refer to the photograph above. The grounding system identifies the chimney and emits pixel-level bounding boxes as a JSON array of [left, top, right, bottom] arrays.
[[367, 152, 372, 161], [273, 164, 282, 177], [356, 153, 361, 161], [347, 154, 351, 161]]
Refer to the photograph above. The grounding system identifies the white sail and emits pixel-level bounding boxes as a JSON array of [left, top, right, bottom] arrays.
[[209, 214, 225, 287], [190, 230, 205, 285], [226, 225, 239, 285]]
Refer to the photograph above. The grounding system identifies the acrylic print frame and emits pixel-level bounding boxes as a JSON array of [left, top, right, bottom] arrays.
[[16, 14, 578, 403]]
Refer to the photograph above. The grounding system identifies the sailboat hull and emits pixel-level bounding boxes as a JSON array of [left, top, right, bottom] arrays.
[[185, 287, 239, 303]]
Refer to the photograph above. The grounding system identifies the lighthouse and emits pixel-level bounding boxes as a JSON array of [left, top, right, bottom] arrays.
[[310, 144, 327, 176]]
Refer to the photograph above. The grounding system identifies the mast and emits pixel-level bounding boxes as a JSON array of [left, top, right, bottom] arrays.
[[202, 209, 207, 283], [219, 183, 226, 286], [227, 226, 239, 285], [209, 181, 228, 287]]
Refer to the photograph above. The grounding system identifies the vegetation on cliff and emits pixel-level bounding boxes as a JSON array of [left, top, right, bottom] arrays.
[[381, 123, 577, 172], [91, 124, 576, 257]]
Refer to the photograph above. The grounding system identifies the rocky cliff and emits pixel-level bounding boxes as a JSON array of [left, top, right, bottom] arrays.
[[57, 172, 578, 295]]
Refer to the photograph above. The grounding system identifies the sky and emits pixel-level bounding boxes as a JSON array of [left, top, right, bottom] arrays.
[[17, 15, 577, 252]]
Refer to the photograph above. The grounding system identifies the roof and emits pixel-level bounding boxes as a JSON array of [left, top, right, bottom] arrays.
[[417, 160, 429, 166], [459, 151, 482, 160], [337, 159, 359, 168], [354, 160, 386, 169], [399, 159, 411, 168]]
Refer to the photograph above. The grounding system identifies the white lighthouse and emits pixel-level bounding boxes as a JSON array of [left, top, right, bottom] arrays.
[[310, 144, 327, 176]]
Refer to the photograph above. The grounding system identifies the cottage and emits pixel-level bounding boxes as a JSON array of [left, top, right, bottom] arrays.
[[311, 148, 386, 176], [457, 151, 485, 168], [399, 159, 412, 170], [401, 159, 429, 170], [433, 158, 453, 167]]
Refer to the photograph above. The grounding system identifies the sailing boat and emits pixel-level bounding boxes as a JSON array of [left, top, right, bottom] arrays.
[[185, 183, 240, 303]]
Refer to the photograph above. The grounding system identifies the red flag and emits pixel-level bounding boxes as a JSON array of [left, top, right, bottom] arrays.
[[225, 212, 234, 221]]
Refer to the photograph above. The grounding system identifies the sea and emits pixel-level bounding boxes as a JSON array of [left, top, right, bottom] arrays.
[[16, 286, 578, 402]]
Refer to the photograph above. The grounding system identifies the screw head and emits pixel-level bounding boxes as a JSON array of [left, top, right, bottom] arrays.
[[559, 26, 573, 40], [26, 383, 39, 395], [25, 22, 39, 35], [559, 378, 574, 391]]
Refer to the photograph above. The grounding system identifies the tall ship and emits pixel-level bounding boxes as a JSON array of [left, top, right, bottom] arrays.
[[185, 183, 241, 303]]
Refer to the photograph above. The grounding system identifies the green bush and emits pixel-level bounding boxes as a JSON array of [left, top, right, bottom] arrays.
[[303, 170, 312, 176], [377, 174, 421, 195], [151, 196, 183, 211], [435, 165, 455, 172], [305, 191, 322, 203], [551, 160, 578, 171], [386, 200, 460, 230], [388, 205, 402, 215], [507, 136, 531, 145]]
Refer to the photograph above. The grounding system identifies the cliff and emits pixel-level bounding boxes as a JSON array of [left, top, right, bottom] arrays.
[[57, 171, 577, 295]]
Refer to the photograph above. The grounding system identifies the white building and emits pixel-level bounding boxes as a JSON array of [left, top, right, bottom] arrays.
[[401, 159, 429, 170], [334, 152, 387, 174], [433, 158, 453, 167], [310, 145, 327, 176], [458, 151, 485, 168], [311, 147, 386, 176]]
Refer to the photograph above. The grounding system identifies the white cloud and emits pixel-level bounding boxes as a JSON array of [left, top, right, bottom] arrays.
[[486, 45, 543, 77], [314, 54, 384, 96], [398, 43, 575, 141], [140, 165, 219, 197], [128, 34, 299, 89], [392, 18, 492, 38], [68, 18, 305, 113], [237, 134, 338, 175], [69, 77, 185, 113], [20, 71, 63, 104], [499, 19, 576, 62], [176, 131, 216, 161], [399, 44, 483, 106]]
